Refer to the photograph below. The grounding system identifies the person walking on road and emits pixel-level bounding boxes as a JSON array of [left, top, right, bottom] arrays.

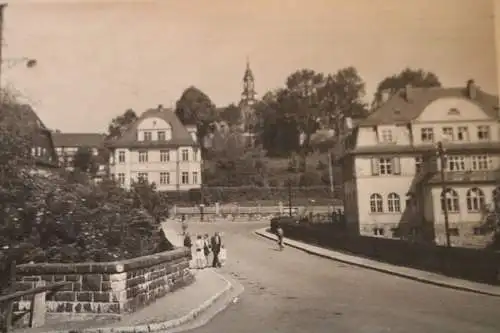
[[210, 232, 223, 268], [276, 225, 284, 251], [194, 235, 206, 269], [203, 233, 211, 267]]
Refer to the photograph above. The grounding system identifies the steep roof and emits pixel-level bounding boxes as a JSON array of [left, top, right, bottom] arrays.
[[52, 133, 105, 148], [106, 107, 197, 148], [360, 86, 499, 127]]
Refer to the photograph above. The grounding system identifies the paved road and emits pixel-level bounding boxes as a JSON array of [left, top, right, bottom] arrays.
[[176, 221, 500, 333]]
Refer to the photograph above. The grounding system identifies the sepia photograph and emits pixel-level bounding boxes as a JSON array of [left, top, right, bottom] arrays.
[[0, 0, 500, 332]]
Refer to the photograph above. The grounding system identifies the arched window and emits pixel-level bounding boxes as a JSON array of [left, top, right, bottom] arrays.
[[440, 188, 459, 213], [370, 193, 383, 213], [466, 188, 485, 212], [387, 193, 401, 212]]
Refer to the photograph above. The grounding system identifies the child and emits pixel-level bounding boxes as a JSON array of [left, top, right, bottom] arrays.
[[219, 244, 227, 266]]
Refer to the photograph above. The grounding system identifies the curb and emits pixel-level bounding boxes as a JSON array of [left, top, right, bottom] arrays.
[[46, 271, 233, 333], [254, 228, 500, 297]]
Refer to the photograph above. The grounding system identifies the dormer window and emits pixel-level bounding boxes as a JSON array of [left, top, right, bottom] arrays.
[[448, 108, 460, 115], [380, 129, 393, 143], [143, 131, 152, 141]]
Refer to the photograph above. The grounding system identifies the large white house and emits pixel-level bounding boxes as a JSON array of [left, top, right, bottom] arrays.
[[335, 80, 500, 247], [107, 105, 201, 191]]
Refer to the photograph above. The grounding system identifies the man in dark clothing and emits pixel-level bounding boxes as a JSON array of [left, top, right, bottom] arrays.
[[210, 232, 222, 268]]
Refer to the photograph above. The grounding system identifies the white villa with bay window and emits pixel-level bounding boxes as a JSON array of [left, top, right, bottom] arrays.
[[335, 80, 500, 247], [107, 105, 202, 191]]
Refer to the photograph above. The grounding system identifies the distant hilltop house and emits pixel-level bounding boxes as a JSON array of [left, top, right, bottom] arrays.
[[336, 80, 500, 248], [106, 104, 202, 191]]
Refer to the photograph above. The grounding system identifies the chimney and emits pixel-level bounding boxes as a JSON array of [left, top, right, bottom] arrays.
[[466, 79, 477, 99], [404, 84, 412, 102], [381, 90, 391, 103]]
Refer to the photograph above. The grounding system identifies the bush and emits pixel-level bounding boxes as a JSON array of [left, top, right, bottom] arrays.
[[0, 102, 171, 268]]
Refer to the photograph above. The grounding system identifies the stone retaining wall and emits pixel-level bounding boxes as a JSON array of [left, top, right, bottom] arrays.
[[14, 248, 193, 321]]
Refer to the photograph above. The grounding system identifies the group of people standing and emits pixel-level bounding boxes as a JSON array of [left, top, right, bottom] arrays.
[[184, 232, 226, 269]]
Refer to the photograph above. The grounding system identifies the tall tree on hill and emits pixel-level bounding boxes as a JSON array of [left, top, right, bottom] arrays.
[[318, 67, 368, 135], [175, 86, 217, 150], [372, 68, 442, 109], [107, 109, 138, 139], [218, 103, 241, 126]]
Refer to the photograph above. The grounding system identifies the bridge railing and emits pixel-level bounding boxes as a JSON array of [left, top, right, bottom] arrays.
[[0, 261, 71, 332]]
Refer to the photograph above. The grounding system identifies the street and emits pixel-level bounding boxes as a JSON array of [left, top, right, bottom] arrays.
[[176, 221, 500, 333]]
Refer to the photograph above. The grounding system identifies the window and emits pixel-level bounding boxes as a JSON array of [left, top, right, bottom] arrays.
[[471, 155, 489, 170], [143, 131, 152, 141], [447, 156, 465, 171], [192, 172, 198, 184], [160, 150, 170, 162], [371, 158, 401, 176], [117, 173, 125, 185], [181, 172, 189, 184], [380, 129, 393, 143], [442, 127, 454, 141], [160, 172, 170, 185], [493, 188, 500, 210], [138, 151, 148, 163], [457, 126, 469, 141], [369, 193, 383, 213], [118, 151, 125, 163], [415, 156, 423, 173], [158, 131, 166, 141], [440, 188, 459, 213], [387, 193, 401, 213], [181, 149, 189, 161], [421, 128, 434, 143], [477, 126, 490, 141], [466, 188, 485, 212], [138, 172, 148, 183]]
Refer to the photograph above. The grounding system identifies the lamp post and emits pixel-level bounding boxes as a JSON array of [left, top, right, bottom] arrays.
[[288, 179, 293, 217], [436, 141, 451, 247], [199, 203, 205, 222]]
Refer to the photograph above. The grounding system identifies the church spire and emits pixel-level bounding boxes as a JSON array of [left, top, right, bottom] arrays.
[[241, 57, 256, 106]]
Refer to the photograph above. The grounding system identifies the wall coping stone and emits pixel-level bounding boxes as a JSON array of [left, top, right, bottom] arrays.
[[16, 248, 190, 275]]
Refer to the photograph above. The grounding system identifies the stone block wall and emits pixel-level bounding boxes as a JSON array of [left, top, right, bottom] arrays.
[[14, 247, 193, 320]]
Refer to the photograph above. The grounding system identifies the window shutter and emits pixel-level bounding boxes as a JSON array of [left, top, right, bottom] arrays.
[[371, 158, 380, 175], [392, 157, 401, 175]]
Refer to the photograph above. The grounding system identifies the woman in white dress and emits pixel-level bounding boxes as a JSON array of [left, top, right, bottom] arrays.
[[194, 235, 206, 269]]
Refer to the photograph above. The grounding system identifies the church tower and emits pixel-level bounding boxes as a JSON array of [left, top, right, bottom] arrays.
[[241, 58, 256, 106]]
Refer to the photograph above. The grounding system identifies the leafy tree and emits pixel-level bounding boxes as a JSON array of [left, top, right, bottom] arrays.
[[372, 68, 442, 109], [175, 86, 217, 147], [73, 146, 98, 174], [318, 67, 368, 126], [218, 103, 241, 126], [107, 109, 138, 139]]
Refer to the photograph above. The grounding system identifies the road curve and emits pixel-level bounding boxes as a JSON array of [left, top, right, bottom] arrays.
[[174, 221, 500, 333]]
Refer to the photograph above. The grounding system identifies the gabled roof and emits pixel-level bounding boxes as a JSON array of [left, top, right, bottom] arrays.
[[360, 86, 499, 127], [106, 107, 197, 148], [52, 133, 105, 148]]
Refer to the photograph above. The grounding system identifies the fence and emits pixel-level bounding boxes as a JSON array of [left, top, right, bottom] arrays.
[[279, 223, 500, 285], [162, 186, 343, 206], [0, 261, 71, 332]]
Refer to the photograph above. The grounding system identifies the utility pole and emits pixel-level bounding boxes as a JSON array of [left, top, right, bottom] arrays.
[[288, 179, 292, 217], [437, 141, 451, 247]]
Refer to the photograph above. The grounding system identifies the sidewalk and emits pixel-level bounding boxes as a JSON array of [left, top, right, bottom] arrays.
[[16, 269, 233, 333], [255, 228, 500, 297]]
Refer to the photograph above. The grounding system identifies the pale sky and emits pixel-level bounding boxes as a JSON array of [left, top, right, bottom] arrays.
[[2, 0, 498, 132]]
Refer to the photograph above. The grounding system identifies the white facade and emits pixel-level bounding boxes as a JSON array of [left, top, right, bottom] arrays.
[[340, 83, 500, 245], [109, 114, 202, 191]]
